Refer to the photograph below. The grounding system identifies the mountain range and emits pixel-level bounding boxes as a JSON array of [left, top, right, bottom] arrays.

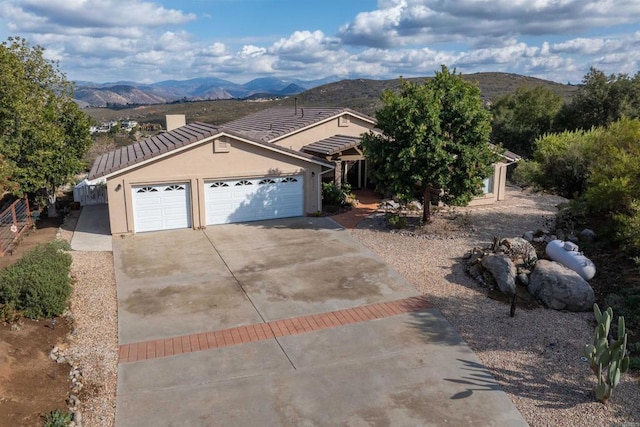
[[74, 76, 339, 107]]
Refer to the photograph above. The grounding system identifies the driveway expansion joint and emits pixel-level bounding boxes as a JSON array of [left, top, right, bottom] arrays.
[[118, 295, 432, 364]]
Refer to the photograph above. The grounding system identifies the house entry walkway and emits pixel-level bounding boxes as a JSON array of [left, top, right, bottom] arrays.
[[330, 188, 381, 229]]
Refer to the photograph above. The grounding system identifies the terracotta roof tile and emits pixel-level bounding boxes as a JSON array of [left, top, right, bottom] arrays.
[[88, 122, 221, 180], [222, 107, 375, 142], [88, 120, 335, 181], [302, 135, 362, 156]]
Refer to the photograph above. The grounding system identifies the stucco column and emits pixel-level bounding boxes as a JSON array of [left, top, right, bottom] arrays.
[[334, 160, 342, 188]]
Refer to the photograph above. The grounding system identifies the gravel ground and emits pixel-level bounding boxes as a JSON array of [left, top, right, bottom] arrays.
[[58, 213, 118, 427], [351, 187, 640, 427], [56, 188, 639, 427]]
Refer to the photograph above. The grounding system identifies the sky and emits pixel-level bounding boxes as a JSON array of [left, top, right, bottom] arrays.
[[0, 0, 639, 85]]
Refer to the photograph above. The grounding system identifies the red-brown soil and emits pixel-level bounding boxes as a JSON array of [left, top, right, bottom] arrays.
[[0, 214, 73, 427]]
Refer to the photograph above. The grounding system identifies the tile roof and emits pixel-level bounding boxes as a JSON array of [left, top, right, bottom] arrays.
[[88, 121, 334, 181], [302, 135, 362, 156], [502, 148, 522, 162], [89, 122, 220, 180], [221, 107, 375, 142]]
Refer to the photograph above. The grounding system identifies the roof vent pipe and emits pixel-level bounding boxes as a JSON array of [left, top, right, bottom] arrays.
[[301, 108, 304, 118], [294, 97, 297, 115]]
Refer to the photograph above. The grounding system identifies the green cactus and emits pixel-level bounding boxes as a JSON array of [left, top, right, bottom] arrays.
[[583, 303, 630, 404]]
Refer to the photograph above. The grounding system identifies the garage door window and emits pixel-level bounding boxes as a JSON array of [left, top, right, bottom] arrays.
[[165, 184, 185, 191], [205, 175, 303, 225], [132, 183, 191, 233], [137, 186, 158, 193], [209, 182, 229, 188]]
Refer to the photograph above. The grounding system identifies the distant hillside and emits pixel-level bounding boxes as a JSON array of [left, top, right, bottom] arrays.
[[75, 85, 167, 107], [84, 72, 579, 124], [297, 73, 579, 116], [75, 76, 338, 107]]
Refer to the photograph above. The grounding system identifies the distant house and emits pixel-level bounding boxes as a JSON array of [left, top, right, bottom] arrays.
[[88, 107, 517, 234]]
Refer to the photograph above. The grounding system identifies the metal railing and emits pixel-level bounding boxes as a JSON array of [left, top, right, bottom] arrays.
[[0, 196, 33, 256]]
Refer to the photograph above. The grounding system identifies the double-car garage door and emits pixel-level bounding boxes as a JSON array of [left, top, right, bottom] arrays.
[[132, 175, 303, 232]]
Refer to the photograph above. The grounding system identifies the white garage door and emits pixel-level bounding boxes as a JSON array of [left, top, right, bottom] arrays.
[[132, 183, 191, 232], [205, 175, 303, 225]]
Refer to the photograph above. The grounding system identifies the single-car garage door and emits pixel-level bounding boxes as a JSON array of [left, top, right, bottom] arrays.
[[205, 175, 303, 225], [132, 183, 191, 232]]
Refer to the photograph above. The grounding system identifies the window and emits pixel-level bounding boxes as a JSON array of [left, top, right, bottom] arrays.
[[210, 182, 229, 188], [482, 176, 494, 194], [165, 185, 185, 191], [281, 177, 298, 183], [235, 180, 253, 186], [136, 186, 158, 193], [259, 178, 276, 185]]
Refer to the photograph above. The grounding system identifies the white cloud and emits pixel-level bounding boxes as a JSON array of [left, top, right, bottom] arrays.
[[19, 0, 195, 29], [239, 45, 266, 58], [339, 0, 640, 48], [0, 0, 637, 84]]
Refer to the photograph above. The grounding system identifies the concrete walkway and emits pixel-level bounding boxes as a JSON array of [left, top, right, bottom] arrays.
[[114, 219, 527, 426], [70, 204, 112, 251]]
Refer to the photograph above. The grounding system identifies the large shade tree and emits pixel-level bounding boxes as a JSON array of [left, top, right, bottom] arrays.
[[0, 37, 91, 216], [491, 86, 563, 158], [362, 66, 497, 222], [559, 68, 640, 131]]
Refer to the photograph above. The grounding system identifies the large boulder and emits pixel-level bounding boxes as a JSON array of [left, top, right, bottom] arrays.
[[528, 260, 595, 312], [501, 237, 538, 265], [481, 254, 516, 295]]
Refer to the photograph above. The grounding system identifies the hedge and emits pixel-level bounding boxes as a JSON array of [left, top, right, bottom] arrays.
[[0, 240, 72, 319]]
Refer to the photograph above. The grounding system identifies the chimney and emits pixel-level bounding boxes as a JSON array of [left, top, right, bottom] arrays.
[[166, 114, 186, 131]]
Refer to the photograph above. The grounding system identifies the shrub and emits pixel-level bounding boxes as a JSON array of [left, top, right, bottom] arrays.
[[530, 129, 596, 198], [0, 240, 72, 319], [511, 160, 541, 188], [613, 201, 640, 254], [385, 212, 407, 229], [322, 182, 352, 210], [43, 409, 72, 427]]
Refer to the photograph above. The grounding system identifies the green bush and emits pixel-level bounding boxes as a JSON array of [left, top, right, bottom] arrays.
[[43, 409, 72, 427], [511, 160, 541, 188], [613, 201, 640, 254], [0, 240, 72, 319], [385, 212, 407, 229], [322, 182, 349, 209], [531, 129, 596, 198]]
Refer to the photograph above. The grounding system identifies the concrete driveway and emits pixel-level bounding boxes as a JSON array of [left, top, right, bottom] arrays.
[[114, 217, 526, 426]]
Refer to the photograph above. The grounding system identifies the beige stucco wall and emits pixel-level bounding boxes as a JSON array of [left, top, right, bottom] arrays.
[[272, 114, 375, 152], [467, 162, 508, 207], [106, 136, 323, 234]]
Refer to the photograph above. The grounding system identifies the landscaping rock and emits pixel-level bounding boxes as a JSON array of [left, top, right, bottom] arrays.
[[528, 260, 595, 312], [579, 228, 596, 242], [380, 199, 400, 210], [517, 273, 529, 286], [407, 200, 423, 212], [523, 231, 534, 242], [481, 254, 517, 295], [501, 237, 538, 264]]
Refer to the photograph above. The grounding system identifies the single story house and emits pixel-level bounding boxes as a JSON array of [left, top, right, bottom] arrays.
[[88, 107, 519, 234]]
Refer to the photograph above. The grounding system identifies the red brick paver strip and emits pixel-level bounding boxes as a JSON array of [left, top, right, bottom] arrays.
[[118, 295, 433, 364]]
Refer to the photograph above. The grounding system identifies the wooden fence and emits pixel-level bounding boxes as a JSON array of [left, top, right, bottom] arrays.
[[0, 197, 33, 256]]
